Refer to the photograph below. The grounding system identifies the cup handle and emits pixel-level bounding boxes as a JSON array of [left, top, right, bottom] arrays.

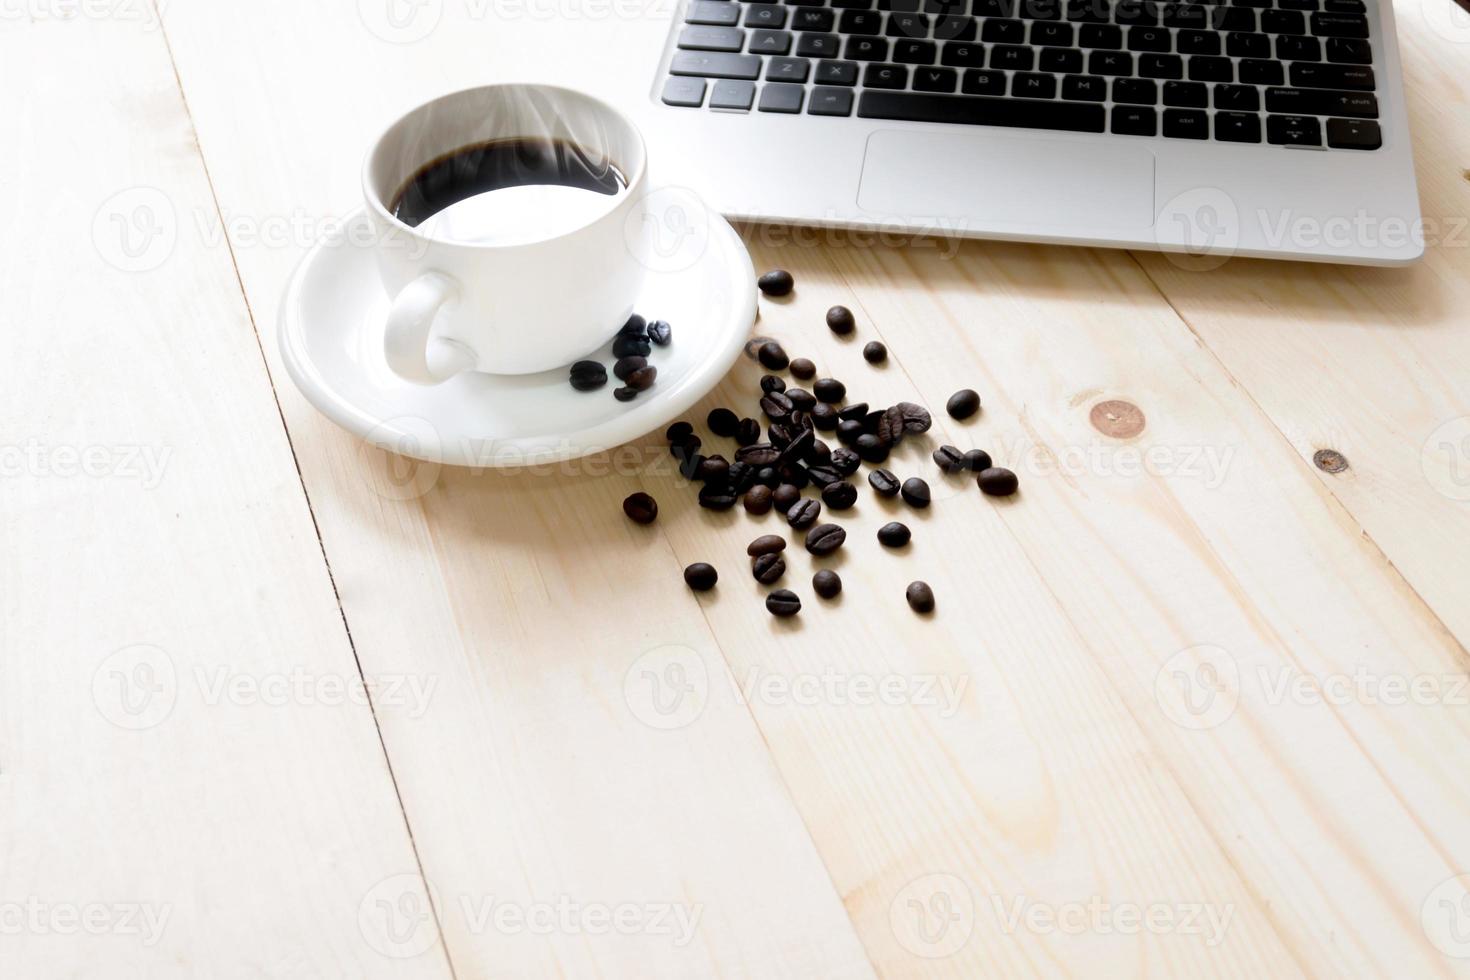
[[383, 272, 477, 384]]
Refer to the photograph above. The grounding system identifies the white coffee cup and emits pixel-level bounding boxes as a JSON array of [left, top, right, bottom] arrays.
[[364, 84, 649, 382]]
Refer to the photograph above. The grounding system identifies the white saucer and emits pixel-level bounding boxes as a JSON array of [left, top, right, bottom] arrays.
[[278, 195, 755, 467]]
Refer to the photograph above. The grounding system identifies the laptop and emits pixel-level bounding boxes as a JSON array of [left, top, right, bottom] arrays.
[[636, 0, 1423, 264]]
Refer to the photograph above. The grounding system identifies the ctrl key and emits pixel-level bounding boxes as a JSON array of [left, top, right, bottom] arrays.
[[808, 86, 854, 116], [1327, 117, 1382, 150], [758, 82, 805, 113], [662, 76, 707, 107]]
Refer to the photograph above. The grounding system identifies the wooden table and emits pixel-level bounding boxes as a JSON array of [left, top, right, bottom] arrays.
[[6, 1, 1469, 975]]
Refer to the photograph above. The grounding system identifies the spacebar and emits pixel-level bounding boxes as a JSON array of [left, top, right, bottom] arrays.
[[857, 92, 1106, 134]]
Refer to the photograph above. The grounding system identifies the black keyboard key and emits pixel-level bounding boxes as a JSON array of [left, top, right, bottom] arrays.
[[962, 67, 1009, 93], [1324, 0, 1365, 11], [857, 90, 1107, 130], [992, 44, 1036, 68], [888, 12, 932, 34], [662, 76, 707, 106], [1163, 80, 1208, 105], [973, 0, 1015, 13], [787, 0, 828, 7], [1267, 114, 1322, 144], [1326, 117, 1381, 149], [1081, 23, 1122, 46], [1113, 77, 1158, 103], [1291, 63, 1375, 90], [759, 82, 806, 111], [1278, 0, 1317, 8], [840, 8, 882, 30], [671, 51, 763, 78], [752, 29, 794, 51], [1327, 36, 1372, 63], [679, 25, 746, 50], [1163, 107, 1210, 137], [1260, 9, 1306, 33], [923, 0, 967, 13], [1162, 3, 1208, 27], [745, 4, 788, 24], [797, 31, 841, 55], [1188, 56, 1232, 81], [808, 86, 856, 114], [1215, 111, 1262, 141], [793, 7, 837, 28], [1267, 86, 1378, 117], [864, 62, 911, 86], [894, 38, 939, 60], [1089, 50, 1133, 73], [935, 14, 978, 37], [1062, 73, 1107, 99], [1066, 0, 1112, 22], [767, 55, 812, 79], [982, 17, 1027, 40], [1177, 29, 1220, 53], [831, 0, 874, 7], [1239, 58, 1284, 84], [1115, 0, 1162, 24], [1019, 0, 1062, 17], [1214, 83, 1259, 110], [1032, 21, 1074, 43], [1041, 47, 1084, 71], [1213, 6, 1256, 29], [1139, 53, 1184, 77], [1128, 26, 1172, 50], [1112, 106, 1157, 135], [845, 35, 891, 57], [1227, 32, 1271, 57], [1013, 71, 1058, 96], [1277, 34, 1322, 59], [942, 41, 987, 65], [710, 79, 757, 108], [1311, 12, 1368, 36], [687, 0, 741, 24], [817, 58, 861, 82], [914, 65, 961, 89]]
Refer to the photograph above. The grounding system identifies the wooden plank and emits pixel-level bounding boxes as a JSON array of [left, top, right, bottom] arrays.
[[0, 15, 445, 977]]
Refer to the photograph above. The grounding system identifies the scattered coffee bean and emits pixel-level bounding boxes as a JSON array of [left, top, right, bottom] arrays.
[[837, 402, 869, 422], [735, 417, 762, 446], [782, 465, 811, 490], [678, 451, 704, 480], [836, 420, 864, 445], [932, 445, 965, 473], [901, 477, 931, 508], [804, 464, 842, 488], [666, 421, 694, 443], [811, 403, 839, 431], [613, 334, 651, 358], [869, 469, 900, 497], [735, 443, 780, 466], [805, 523, 847, 556], [786, 388, 816, 412], [776, 428, 815, 469], [856, 434, 889, 464], [697, 455, 730, 484], [806, 439, 832, 466], [813, 378, 847, 403], [747, 534, 787, 556], [758, 269, 795, 296], [892, 403, 930, 436], [813, 569, 842, 599], [622, 492, 658, 524], [626, 365, 657, 390], [821, 481, 858, 510], [760, 374, 787, 394], [773, 483, 801, 513], [766, 589, 801, 617], [614, 386, 638, 402], [757, 341, 790, 371], [790, 358, 816, 380], [786, 497, 821, 528], [752, 553, 786, 584], [729, 462, 756, 493], [620, 314, 647, 337], [863, 341, 888, 364], [830, 448, 861, 476], [906, 581, 935, 613], [760, 390, 794, 420], [978, 466, 1019, 496], [670, 435, 701, 459], [826, 305, 855, 335], [647, 319, 673, 346], [697, 484, 737, 510], [877, 521, 911, 547], [707, 407, 739, 437], [756, 467, 780, 488], [947, 388, 981, 420], [569, 360, 607, 392], [684, 562, 718, 591], [614, 355, 646, 381], [877, 406, 906, 447], [860, 409, 885, 434], [962, 449, 992, 472]]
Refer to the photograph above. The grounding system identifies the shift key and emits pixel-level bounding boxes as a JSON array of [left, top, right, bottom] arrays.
[[1265, 87, 1378, 118], [670, 51, 763, 79]]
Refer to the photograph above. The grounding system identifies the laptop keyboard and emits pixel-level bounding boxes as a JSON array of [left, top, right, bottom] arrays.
[[659, 0, 1382, 150]]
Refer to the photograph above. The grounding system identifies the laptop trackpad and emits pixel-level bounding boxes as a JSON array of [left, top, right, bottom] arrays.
[[857, 129, 1155, 231]]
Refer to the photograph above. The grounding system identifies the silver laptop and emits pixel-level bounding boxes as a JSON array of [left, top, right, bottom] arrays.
[[635, 0, 1422, 264]]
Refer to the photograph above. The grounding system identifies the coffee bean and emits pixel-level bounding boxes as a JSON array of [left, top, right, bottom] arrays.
[[860, 409, 885, 434], [765, 589, 801, 617], [782, 465, 811, 490], [837, 402, 869, 422], [877, 521, 911, 547], [760, 374, 787, 394], [895, 401, 932, 434], [569, 360, 607, 391], [735, 443, 780, 466], [856, 434, 889, 464], [805, 522, 847, 556], [670, 436, 701, 460], [697, 455, 729, 484], [773, 483, 801, 513], [752, 553, 787, 584], [869, 468, 900, 497], [613, 334, 651, 358], [804, 464, 841, 488], [613, 355, 646, 381], [825, 305, 855, 335], [790, 358, 816, 380], [741, 486, 771, 515], [728, 461, 756, 493], [786, 497, 821, 528], [747, 534, 786, 556], [614, 386, 638, 402], [622, 492, 657, 524], [678, 452, 704, 480], [932, 445, 965, 473], [735, 417, 762, 446], [836, 420, 864, 445], [757, 341, 790, 370], [665, 421, 694, 443], [962, 449, 992, 472], [707, 407, 739, 437], [786, 388, 816, 412], [821, 481, 858, 510], [813, 378, 847, 403], [776, 428, 815, 469], [626, 365, 657, 390], [647, 319, 673, 346], [758, 269, 795, 296], [947, 388, 981, 420], [906, 581, 935, 613], [683, 562, 717, 591], [900, 477, 931, 508], [877, 406, 906, 447], [760, 391, 793, 421], [978, 466, 1019, 496], [806, 439, 832, 466], [863, 341, 888, 364], [756, 467, 780, 488], [811, 403, 839, 431], [620, 314, 647, 337], [830, 448, 861, 476], [697, 484, 736, 510], [813, 569, 842, 599]]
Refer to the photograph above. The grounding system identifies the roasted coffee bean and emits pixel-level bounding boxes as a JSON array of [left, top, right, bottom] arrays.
[[760, 374, 787, 394], [811, 403, 839, 431], [906, 581, 935, 613], [620, 314, 647, 337], [855, 434, 889, 464], [613, 355, 646, 381], [697, 455, 730, 484], [613, 334, 651, 358], [837, 402, 869, 423], [760, 393, 793, 422], [626, 365, 657, 390], [666, 421, 694, 443], [747, 534, 786, 557], [876, 406, 906, 447], [813, 378, 847, 404], [900, 477, 931, 508], [752, 553, 787, 584], [805, 464, 843, 488], [765, 589, 801, 617], [614, 386, 638, 402], [790, 358, 816, 380], [683, 562, 718, 591], [861, 410, 885, 434], [836, 420, 864, 445], [863, 341, 887, 364], [825, 305, 855, 335], [869, 468, 900, 497], [830, 448, 861, 476], [932, 445, 965, 473], [786, 497, 821, 529], [757, 341, 790, 371], [756, 467, 780, 488], [728, 461, 756, 493], [776, 428, 815, 469], [698, 484, 737, 510], [947, 388, 981, 420], [622, 492, 658, 524], [707, 407, 739, 437], [978, 466, 1019, 497], [962, 449, 992, 472], [877, 521, 911, 547], [812, 569, 842, 599], [786, 388, 816, 413], [773, 483, 801, 513], [569, 360, 607, 391], [735, 443, 780, 466], [805, 522, 847, 556], [806, 439, 832, 466], [758, 269, 795, 296], [735, 417, 762, 446], [821, 481, 858, 511], [768, 422, 794, 449], [895, 401, 932, 434], [670, 436, 701, 461], [647, 320, 673, 346], [678, 452, 704, 480]]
